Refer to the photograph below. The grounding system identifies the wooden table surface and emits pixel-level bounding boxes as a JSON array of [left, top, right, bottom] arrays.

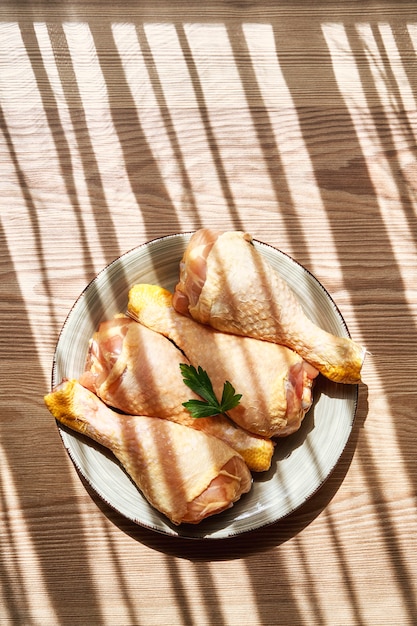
[[2, 1, 417, 624]]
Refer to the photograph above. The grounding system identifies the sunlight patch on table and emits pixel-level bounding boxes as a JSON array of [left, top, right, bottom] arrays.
[[322, 22, 417, 300], [361, 353, 414, 500], [111, 21, 216, 227], [0, 20, 131, 332], [183, 22, 276, 211], [71, 500, 143, 625], [242, 23, 349, 279], [289, 528, 359, 624], [356, 22, 417, 178], [407, 23, 417, 58], [32, 22, 131, 270], [61, 22, 141, 234], [0, 442, 59, 624], [208, 560, 263, 625]]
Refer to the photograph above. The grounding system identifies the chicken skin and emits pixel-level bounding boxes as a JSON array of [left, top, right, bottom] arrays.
[[128, 284, 318, 438], [44, 380, 252, 525], [79, 315, 274, 472], [173, 229, 366, 384]]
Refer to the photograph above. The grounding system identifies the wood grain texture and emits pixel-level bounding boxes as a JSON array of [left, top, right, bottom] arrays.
[[1, 1, 417, 624]]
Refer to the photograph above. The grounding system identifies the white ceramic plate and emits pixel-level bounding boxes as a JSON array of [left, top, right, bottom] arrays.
[[52, 233, 358, 539]]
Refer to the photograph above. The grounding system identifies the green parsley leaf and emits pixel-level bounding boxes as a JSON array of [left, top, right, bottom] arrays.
[[180, 363, 242, 419]]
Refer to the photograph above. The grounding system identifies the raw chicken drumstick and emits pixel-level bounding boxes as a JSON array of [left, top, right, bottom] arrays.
[[44, 380, 252, 525], [79, 315, 274, 472], [128, 284, 318, 438], [173, 229, 366, 384]]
